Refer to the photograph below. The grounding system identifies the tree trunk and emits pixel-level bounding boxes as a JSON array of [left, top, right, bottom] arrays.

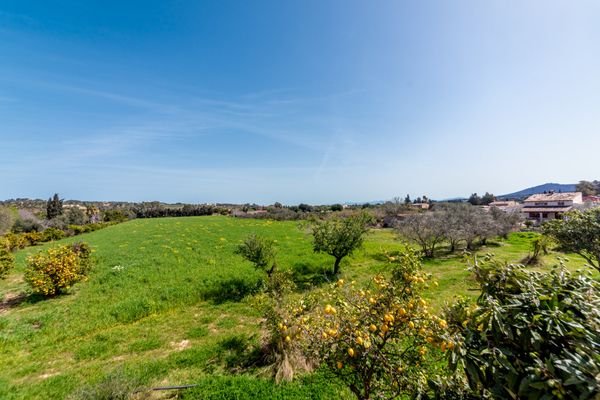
[[333, 257, 342, 275]]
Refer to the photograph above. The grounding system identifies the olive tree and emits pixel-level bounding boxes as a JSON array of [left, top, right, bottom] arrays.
[[311, 213, 371, 275], [542, 208, 600, 272], [396, 212, 445, 257]]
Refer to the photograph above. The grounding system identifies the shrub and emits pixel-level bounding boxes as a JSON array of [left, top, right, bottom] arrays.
[[43, 227, 66, 241], [251, 270, 308, 382], [24, 242, 93, 296], [4, 232, 28, 251], [11, 217, 43, 233], [445, 256, 600, 399], [299, 248, 452, 399], [0, 239, 14, 279], [69, 368, 144, 400]]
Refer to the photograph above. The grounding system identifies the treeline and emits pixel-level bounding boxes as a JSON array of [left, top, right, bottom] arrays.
[[131, 202, 229, 219], [396, 203, 522, 257]]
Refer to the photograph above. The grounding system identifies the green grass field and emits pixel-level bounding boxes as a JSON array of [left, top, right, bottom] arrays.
[[0, 216, 590, 399]]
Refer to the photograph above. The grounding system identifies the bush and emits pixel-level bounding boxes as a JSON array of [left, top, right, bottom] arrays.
[[446, 256, 600, 399], [43, 227, 66, 241], [11, 217, 43, 233], [0, 239, 14, 279], [24, 242, 93, 296]]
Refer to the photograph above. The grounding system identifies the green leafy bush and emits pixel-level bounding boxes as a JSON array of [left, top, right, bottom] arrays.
[[446, 256, 600, 399], [24, 242, 93, 296], [0, 238, 14, 278], [42, 227, 66, 241]]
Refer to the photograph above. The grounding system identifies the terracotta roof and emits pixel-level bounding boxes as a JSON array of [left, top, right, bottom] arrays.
[[524, 192, 581, 202], [522, 206, 573, 213]]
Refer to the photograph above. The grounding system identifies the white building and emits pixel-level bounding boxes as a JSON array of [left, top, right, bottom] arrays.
[[521, 192, 583, 223]]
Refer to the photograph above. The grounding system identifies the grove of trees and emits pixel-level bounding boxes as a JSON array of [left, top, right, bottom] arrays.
[[396, 203, 521, 257]]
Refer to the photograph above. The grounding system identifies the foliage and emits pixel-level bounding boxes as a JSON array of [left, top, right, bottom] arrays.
[[12, 216, 43, 233], [43, 227, 67, 241], [46, 193, 64, 220], [0, 206, 15, 235], [576, 180, 599, 196], [102, 209, 132, 222], [235, 234, 278, 276], [252, 270, 310, 382], [445, 256, 600, 399], [542, 208, 600, 271], [24, 242, 93, 296], [0, 238, 14, 279], [299, 248, 452, 400], [396, 212, 446, 257], [523, 235, 554, 266], [66, 207, 88, 225], [311, 213, 372, 274]]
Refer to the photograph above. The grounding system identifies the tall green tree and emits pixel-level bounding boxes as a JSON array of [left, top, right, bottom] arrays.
[[542, 208, 600, 271], [46, 193, 63, 220], [576, 180, 598, 196], [311, 212, 372, 274]]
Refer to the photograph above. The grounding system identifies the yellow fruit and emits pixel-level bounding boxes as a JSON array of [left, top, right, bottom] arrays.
[[337, 361, 343, 369], [369, 324, 377, 332], [348, 348, 355, 357], [381, 324, 389, 333], [384, 313, 395, 323], [438, 319, 447, 329], [285, 336, 291, 343], [369, 297, 376, 304], [356, 336, 364, 346], [408, 321, 415, 329]]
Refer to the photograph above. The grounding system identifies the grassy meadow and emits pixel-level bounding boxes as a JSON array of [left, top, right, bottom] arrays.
[[0, 216, 590, 399]]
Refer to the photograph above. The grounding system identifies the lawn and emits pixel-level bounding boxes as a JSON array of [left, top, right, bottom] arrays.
[[0, 216, 590, 399]]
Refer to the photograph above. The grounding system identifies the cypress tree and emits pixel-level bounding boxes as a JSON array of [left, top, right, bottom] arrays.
[[46, 193, 63, 220]]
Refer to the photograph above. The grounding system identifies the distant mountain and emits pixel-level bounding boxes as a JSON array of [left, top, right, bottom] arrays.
[[498, 183, 577, 200]]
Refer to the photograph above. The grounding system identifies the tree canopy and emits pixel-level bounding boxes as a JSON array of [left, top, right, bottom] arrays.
[[542, 208, 600, 271]]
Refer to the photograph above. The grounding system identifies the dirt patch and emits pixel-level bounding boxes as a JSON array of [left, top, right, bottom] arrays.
[[170, 339, 190, 351]]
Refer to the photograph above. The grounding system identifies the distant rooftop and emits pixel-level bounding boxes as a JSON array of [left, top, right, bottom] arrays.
[[524, 192, 582, 202]]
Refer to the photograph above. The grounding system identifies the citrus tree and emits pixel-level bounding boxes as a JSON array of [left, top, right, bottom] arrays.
[[298, 248, 454, 399]]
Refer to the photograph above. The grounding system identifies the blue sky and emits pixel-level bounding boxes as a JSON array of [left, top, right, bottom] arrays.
[[1, 1, 599, 204]]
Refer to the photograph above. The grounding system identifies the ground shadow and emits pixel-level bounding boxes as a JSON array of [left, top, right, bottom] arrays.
[[201, 277, 262, 304], [205, 334, 264, 373], [0, 292, 48, 313], [290, 262, 333, 291]]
